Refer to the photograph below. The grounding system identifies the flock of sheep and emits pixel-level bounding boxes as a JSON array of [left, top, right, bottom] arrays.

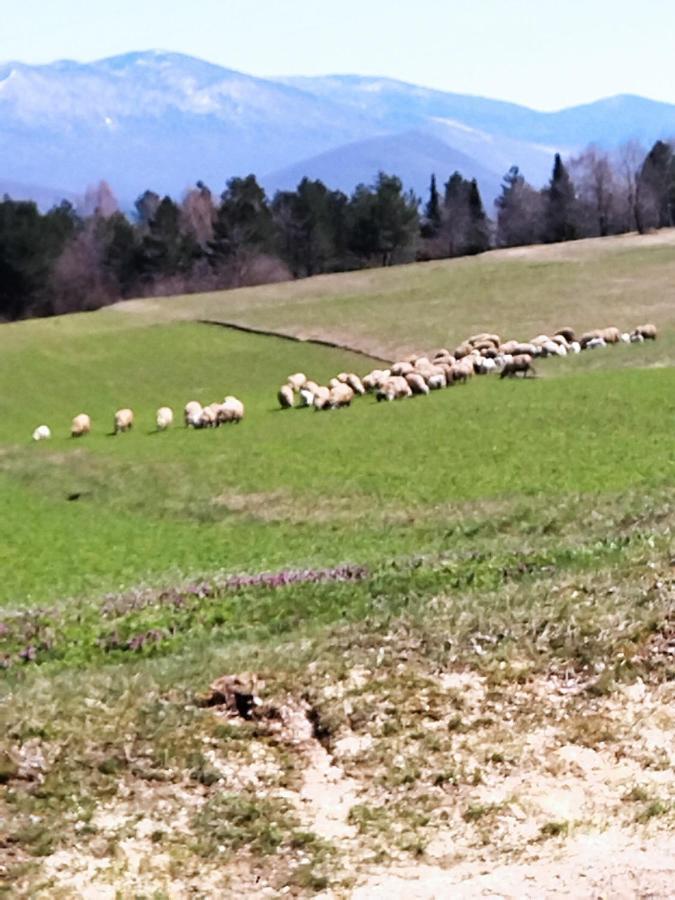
[[31, 396, 245, 442], [29, 321, 656, 441], [276, 322, 658, 410]]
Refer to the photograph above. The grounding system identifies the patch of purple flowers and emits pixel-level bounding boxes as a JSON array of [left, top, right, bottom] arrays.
[[101, 564, 368, 617]]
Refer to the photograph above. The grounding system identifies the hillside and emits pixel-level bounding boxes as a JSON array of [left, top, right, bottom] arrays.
[[3, 52, 675, 207], [1, 233, 674, 896], [114, 228, 675, 363]]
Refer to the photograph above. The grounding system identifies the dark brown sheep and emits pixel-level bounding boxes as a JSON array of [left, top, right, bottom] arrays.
[[499, 354, 536, 378]]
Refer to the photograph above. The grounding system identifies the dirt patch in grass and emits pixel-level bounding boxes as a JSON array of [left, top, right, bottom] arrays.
[[7, 665, 674, 897]]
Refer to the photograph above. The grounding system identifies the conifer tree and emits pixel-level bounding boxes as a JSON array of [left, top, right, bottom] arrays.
[[421, 174, 442, 238], [543, 154, 578, 243]]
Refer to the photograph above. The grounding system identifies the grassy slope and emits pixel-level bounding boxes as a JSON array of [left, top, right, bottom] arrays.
[[0, 315, 672, 604], [1, 233, 674, 894], [112, 229, 675, 361]]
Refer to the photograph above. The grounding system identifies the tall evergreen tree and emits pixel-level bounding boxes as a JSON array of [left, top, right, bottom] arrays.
[[421, 174, 442, 238], [347, 173, 418, 266], [211, 175, 274, 269], [272, 179, 347, 277], [543, 154, 578, 243], [137, 196, 198, 280], [465, 180, 490, 255], [638, 140, 675, 229]]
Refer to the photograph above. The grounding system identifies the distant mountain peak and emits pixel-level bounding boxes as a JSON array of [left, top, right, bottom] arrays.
[[1, 52, 674, 210]]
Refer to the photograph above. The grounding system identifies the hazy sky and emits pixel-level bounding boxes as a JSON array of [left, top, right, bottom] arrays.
[[2, 0, 673, 110]]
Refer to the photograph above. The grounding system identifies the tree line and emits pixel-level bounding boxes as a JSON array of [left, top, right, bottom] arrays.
[[1, 139, 674, 322]]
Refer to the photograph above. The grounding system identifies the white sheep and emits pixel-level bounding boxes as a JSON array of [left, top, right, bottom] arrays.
[[620, 332, 631, 343], [345, 373, 365, 395], [219, 396, 245, 424], [71, 413, 91, 437], [328, 383, 354, 409], [405, 372, 430, 395], [299, 387, 316, 407], [156, 407, 174, 430], [376, 376, 412, 402], [586, 336, 607, 350], [427, 372, 447, 390], [32, 425, 51, 441], [199, 406, 217, 428], [287, 373, 307, 392], [313, 386, 331, 410], [630, 332, 645, 343], [278, 384, 295, 409], [114, 408, 134, 434], [184, 401, 203, 427], [569, 341, 581, 354]]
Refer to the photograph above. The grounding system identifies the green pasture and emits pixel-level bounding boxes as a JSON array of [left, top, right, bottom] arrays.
[[0, 307, 672, 606], [2, 234, 674, 893]]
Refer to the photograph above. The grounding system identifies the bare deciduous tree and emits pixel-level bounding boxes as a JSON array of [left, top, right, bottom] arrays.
[[81, 181, 119, 219], [616, 140, 646, 232], [570, 145, 616, 237]]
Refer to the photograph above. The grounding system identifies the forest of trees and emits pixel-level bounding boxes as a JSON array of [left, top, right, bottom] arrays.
[[1, 139, 674, 322]]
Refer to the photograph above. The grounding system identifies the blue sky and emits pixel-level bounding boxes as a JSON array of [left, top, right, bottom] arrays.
[[1, 0, 673, 110]]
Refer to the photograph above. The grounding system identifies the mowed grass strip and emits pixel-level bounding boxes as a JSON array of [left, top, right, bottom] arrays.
[[0, 316, 672, 605]]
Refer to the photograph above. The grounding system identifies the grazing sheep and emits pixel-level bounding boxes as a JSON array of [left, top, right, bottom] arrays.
[[405, 372, 430, 395], [451, 358, 475, 384], [600, 326, 621, 344], [71, 413, 91, 437], [500, 354, 535, 378], [156, 407, 174, 430], [630, 331, 645, 343], [579, 330, 601, 349], [345, 373, 365, 395], [219, 396, 245, 424], [454, 343, 474, 359], [620, 332, 631, 343], [114, 408, 134, 434], [362, 369, 390, 392], [391, 361, 414, 377], [376, 376, 412, 402], [432, 348, 451, 360], [199, 406, 217, 428], [634, 323, 657, 340], [427, 372, 447, 389], [299, 387, 315, 407], [555, 327, 576, 343], [586, 336, 607, 350], [184, 401, 203, 428], [543, 340, 565, 356], [287, 373, 307, 392], [437, 362, 456, 384], [313, 385, 331, 410], [328, 383, 355, 408], [278, 384, 295, 409], [32, 425, 51, 441], [474, 356, 497, 374], [550, 334, 570, 348], [569, 341, 581, 353]]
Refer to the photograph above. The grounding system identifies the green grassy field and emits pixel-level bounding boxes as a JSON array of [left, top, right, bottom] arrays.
[[1, 232, 674, 895]]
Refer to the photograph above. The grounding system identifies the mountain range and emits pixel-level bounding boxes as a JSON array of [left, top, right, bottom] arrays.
[[1, 50, 675, 210]]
